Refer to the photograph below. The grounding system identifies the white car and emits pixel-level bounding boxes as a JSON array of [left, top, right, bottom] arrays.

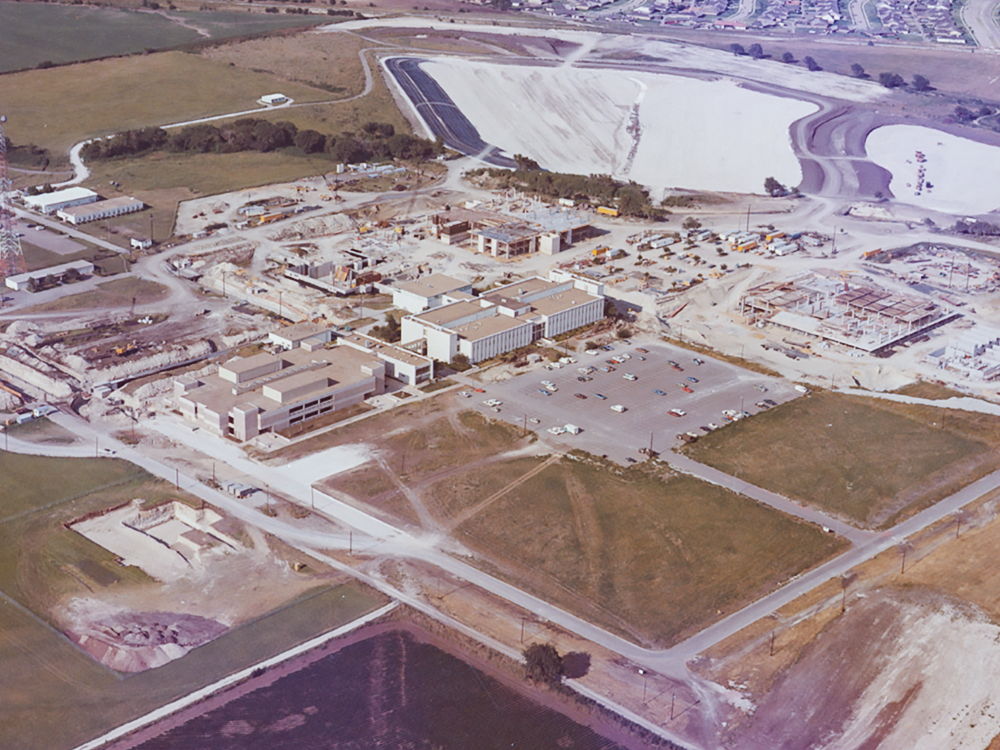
[[548, 425, 566, 435], [458, 391, 472, 398], [623, 373, 637, 381], [610, 404, 626, 413], [484, 399, 502, 407], [619, 353, 631, 360]]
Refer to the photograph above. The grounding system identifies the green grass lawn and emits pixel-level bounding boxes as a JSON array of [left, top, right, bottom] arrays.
[[0, 3, 328, 74], [682, 391, 1000, 528], [456, 456, 845, 647], [2, 51, 330, 155]]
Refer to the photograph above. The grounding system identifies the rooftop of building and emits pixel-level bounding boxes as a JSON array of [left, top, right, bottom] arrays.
[[452, 311, 529, 341], [24, 186, 97, 205], [395, 273, 471, 298], [183, 346, 382, 414], [528, 288, 600, 316], [58, 196, 143, 215], [224, 351, 280, 375], [411, 299, 485, 327], [340, 333, 432, 367]]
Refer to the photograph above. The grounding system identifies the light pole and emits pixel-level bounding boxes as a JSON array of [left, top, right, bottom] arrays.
[[277, 291, 283, 320], [638, 668, 647, 704]]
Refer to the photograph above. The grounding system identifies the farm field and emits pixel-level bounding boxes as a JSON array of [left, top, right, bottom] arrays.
[[0, 451, 388, 750], [0, 3, 328, 73], [1, 51, 330, 155], [18, 277, 170, 314], [451, 455, 845, 646], [112, 627, 628, 750], [682, 391, 1000, 528]]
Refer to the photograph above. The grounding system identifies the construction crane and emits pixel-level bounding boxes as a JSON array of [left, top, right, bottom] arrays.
[[0, 115, 27, 288]]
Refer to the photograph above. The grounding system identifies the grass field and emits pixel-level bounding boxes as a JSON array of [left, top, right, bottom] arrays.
[[82, 150, 341, 201], [454, 456, 845, 646], [0, 3, 329, 74], [18, 277, 170, 314], [0, 450, 387, 750], [1, 51, 330, 155], [893, 381, 967, 400], [682, 391, 1000, 528]]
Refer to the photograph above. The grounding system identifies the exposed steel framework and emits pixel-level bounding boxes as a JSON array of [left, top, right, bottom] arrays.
[[0, 115, 27, 282]]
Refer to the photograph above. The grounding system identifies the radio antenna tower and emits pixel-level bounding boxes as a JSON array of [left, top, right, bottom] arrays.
[[0, 115, 27, 286]]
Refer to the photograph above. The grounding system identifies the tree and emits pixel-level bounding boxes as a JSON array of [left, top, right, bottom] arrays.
[[524, 643, 563, 684], [764, 176, 786, 197], [450, 352, 471, 371], [730, 43, 745, 56], [850, 62, 865, 78], [513, 153, 541, 170], [748, 43, 764, 59], [954, 105, 974, 123], [682, 216, 702, 230], [617, 327, 633, 339], [803, 56, 821, 71], [911, 74, 930, 91], [781, 51, 795, 63], [878, 71, 905, 88], [294, 129, 326, 154]]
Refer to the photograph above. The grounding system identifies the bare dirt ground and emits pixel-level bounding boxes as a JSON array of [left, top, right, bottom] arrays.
[[54, 526, 349, 673], [697, 488, 1000, 749]]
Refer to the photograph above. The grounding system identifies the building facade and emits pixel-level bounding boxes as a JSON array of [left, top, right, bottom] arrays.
[[400, 270, 604, 364]]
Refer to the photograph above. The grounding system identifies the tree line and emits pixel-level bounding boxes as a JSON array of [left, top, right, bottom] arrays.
[[467, 166, 666, 219], [80, 120, 442, 164]]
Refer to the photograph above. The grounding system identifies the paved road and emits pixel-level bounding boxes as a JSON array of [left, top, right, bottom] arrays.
[[383, 57, 517, 168], [961, 0, 1000, 49]]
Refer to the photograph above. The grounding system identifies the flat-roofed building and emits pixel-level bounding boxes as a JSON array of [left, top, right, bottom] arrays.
[[268, 322, 333, 350], [24, 187, 99, 215], [400, 269, 604, 364], [57, 196, 144, 225], [338, 332, 435, 385], [5, 259, 95, 291], [391, 273, 474, 313], [174, 346, 385, 441]]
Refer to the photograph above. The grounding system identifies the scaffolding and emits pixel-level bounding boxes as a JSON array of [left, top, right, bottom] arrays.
[[0, 115, 27, 284]]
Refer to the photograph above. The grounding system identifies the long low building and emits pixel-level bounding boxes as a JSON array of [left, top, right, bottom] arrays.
[[5, 259, 95, 291], [23, 187, 98, 215], [401, 269, 604, 364], [57, 196, 145, 225]]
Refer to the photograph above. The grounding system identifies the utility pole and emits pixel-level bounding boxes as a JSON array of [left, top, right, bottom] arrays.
[[175, 468, 179, 488]]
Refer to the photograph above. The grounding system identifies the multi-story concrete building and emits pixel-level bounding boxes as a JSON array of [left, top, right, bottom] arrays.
[[401, 270, 604, 364], [174, 344, 385, 441], [391, 273, 474, 313]]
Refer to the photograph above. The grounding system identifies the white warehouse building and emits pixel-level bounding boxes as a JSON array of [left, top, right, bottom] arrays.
[[401, 270, 604, 364], [57, 196, 145, 225], [23, 187, 98, 215]]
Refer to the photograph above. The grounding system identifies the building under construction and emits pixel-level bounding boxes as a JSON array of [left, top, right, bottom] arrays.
[[429, 203, 592, 259], [739, 271, 959, 353]]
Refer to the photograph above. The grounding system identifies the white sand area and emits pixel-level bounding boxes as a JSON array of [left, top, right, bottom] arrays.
[[273, 444, 372, 485], [421, 59, 818, 195], [866, 124, 1000, 215]]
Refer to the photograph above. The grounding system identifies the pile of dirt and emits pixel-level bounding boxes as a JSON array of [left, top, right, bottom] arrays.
[[68, 610, 227, 673]]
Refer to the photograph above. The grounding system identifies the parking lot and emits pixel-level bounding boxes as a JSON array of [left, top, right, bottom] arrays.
[[469, 339, 803, 464]]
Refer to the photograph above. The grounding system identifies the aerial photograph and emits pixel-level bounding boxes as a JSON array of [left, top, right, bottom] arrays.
[[3, 0, 1000, 745]]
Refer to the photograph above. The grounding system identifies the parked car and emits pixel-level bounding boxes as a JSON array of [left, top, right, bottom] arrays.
[[594, 393, 607, 400], [653, 389, 666, 396], [610, 404, 626, 413]]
